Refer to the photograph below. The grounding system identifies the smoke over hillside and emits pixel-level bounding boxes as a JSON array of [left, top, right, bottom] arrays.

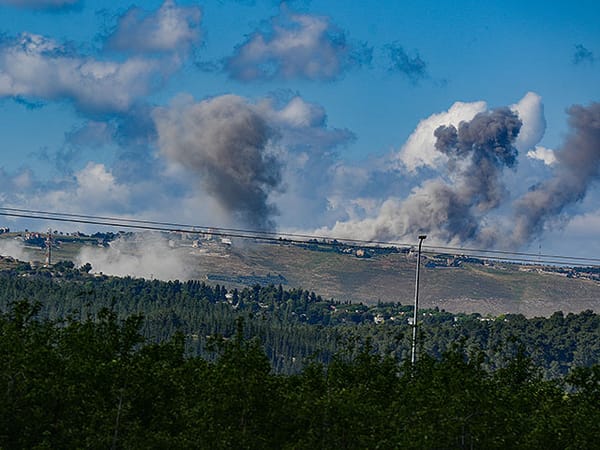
[[154, 95, 282, 231], [0, 239, 28, 262], [317, 98, 600, 251], [76, 234, 192, 280], [322, 107, 522, 245], [512, 103, 600, 246]]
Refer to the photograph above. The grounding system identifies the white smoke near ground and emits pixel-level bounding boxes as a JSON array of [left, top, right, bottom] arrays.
[[0, 238, 29, 262], [75, 234, 192, 280]]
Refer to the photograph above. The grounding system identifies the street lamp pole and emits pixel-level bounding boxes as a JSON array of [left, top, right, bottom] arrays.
[[411, 235, 427, 367]]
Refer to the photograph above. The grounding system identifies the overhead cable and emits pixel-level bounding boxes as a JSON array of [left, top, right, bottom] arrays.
[[1, 207, 598, 267]]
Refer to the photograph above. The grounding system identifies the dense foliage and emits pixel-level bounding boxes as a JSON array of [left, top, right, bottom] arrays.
[[0, 265, 598, 377], [1, 300, 599, 449]]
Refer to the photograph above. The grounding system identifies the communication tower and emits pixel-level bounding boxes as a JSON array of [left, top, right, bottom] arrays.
[[45, 228, 52, 266]]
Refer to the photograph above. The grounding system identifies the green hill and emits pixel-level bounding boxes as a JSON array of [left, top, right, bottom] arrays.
[[1, 231, 599, 317]]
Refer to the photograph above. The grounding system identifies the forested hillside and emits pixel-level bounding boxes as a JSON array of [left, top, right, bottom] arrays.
[[0, 262, 598, 377], [1, 299, 599, 449]]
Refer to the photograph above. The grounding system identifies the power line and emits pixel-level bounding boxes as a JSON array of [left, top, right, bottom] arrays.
[[420, 243, 600, 263], [1, 207, 599, 267], [419, 250, 595, 267], [1, 207, 598, 266], [0, 207, 415, 246]]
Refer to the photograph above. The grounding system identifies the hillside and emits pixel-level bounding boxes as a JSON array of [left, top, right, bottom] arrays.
[[1, 230, 599, 317]]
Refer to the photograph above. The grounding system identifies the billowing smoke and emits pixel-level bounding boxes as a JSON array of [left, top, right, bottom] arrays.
[[322, 107, 522, 245], [512, 103, 600, 245], [75, 234, 192, 280], [402, 107, 521, 243], [434, 107, 521, 208], [154, 95, 282, 231], [0, 238, 29, 262], [397, 100, 487, 171]]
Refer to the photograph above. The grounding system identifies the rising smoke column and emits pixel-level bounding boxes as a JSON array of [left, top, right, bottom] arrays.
[[512, 103, 600, 246], [153, 95, 282, 230], [434, 107, 522, 210], [405, 107, 521, 243], [322, 106, 523, 245]]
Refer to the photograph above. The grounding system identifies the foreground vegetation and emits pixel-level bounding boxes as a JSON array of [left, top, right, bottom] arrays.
[[1, 299, 599, 449], [0, 263, 598, 447]]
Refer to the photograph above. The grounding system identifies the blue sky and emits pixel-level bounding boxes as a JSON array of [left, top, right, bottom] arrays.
[[0, 0, 599, 258]]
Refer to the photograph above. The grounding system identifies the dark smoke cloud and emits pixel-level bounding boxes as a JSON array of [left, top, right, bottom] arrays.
[[326, 107, 523, 244], [386, 43, 428, 84], [400, 180, 479, 242], [512, 103, 600, 246], [407, 107, 522, 242], [435, 107, 521, 209], [372, 108, 522, 243], [435, 107, 520, 166], [153, 95, 282, 231]]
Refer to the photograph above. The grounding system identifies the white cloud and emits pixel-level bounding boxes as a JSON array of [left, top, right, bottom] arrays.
[[257, 95, 355, 228], [32, 163, 132, 216], [527, 146, 556, 165], [396, 92, 546, 172], [258, 95, 354, 151], [106, 0, 202, 55], [0, 33, 164, 113], [74, 163, 130, 205], [263, 96, 326, 128], [511, 91, 546, 152], [397, 100, 487, 171], [0, 167, 35, 192], [225, 8, 368, 81]]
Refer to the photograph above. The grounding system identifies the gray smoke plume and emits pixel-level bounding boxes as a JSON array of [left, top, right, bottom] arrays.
[[325, 107, 523, 244], [434, 107, 521, 210], [409, 107, 522, 242], [398, 179, 480, 243], [512, 103, 600, 245], [154, 95, 282, 231]]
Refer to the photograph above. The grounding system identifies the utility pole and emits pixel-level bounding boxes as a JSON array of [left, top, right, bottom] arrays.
[[410, 235, 427, 367]]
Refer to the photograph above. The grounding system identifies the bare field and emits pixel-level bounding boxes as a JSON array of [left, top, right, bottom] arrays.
[[181, 243, 600, 317]]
